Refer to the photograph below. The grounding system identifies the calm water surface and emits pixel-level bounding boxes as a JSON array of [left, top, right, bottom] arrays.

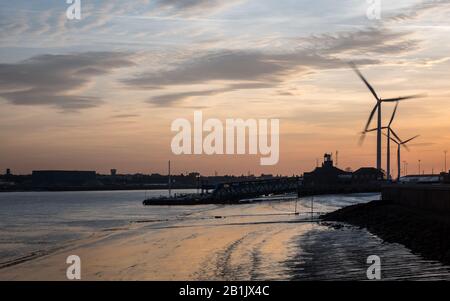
[[1, 191, 450, 280], [0, 190, 198, 263]]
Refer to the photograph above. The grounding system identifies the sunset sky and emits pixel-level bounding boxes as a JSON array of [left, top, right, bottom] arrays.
[[1, 0, 450, 176]]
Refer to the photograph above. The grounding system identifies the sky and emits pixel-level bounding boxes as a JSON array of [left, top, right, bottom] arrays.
[[1, 0, 450, 176]]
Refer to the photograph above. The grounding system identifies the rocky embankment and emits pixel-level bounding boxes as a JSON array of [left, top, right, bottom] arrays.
[[322, 200, 450, 265]]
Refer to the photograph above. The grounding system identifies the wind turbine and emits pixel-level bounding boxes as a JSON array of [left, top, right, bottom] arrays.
[[364, 103, 400, 180], [384, 133, 420, 181], [350, 63, 423, 172]]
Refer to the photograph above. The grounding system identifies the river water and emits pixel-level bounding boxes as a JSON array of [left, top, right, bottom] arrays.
[[1, 191, 450, 280], [0, 190, 197, 264]]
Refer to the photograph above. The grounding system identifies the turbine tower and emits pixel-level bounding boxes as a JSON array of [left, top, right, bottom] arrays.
[[385, 133, 420, 181], [350, 63, 423, 173], [365, 103, 401, 180]]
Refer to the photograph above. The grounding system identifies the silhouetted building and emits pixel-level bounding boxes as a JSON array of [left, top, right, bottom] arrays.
[[303, 154, 352, 186], [32, 170, 97, 186], [352, 167, 384, 183], [6, 169, 11, 176], [441, 171, 450, 184], [299, 154, 383, 196], [260, 174, 274, 179], [111, 169, 117, 176]]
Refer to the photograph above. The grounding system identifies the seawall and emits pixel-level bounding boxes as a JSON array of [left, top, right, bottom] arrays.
[[382, 184, 450, 213], [298, 183, 381, 197]]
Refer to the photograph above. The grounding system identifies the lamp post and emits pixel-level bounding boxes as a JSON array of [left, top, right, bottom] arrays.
[[445, 150, 448, 172], [168, 160, 171, 197], [418, 159, 421, 175]]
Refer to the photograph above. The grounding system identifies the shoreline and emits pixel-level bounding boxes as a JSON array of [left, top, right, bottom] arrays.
[[0, 186, 199, 193], [322, 200, 450, 266], [2, 194, 450, 280]]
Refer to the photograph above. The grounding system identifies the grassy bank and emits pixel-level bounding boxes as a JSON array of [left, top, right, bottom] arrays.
[[322, 200, 450, 265]]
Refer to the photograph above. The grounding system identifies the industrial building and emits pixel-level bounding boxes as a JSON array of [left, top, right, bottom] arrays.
[[299, 154, 383, 195], [303, 154, 352, 186], [32, 170, 97, 187]]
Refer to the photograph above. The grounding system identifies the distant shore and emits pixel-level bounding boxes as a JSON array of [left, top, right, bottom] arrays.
[[322, 200, 450, 265], [0, 185, 200, 193]]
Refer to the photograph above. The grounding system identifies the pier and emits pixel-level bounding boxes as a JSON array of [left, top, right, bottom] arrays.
[[144, 177, 299, 205], [211, 177, 299, 202]]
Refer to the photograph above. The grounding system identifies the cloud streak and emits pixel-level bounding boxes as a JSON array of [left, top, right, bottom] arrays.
[[125, 26, 419, 106], [151, 0, 245, 17], [387, 0, 450, 23], [0, 52, 135, 110]]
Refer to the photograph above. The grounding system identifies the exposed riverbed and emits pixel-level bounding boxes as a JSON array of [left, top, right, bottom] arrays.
[[1, 191, 449, 280]]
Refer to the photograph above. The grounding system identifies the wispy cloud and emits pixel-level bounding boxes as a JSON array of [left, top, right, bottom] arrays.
[[124, 25, 420, 107], [305, 27, 420, 56], [0, 52, 135, 111], [151, 0, 246, 17], [112, 113, 140, 118], [387, 0, 450, 23], [149, 82, 274, 106]]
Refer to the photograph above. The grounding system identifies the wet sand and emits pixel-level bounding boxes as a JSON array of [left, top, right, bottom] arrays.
[[1, 195, 450, 280]]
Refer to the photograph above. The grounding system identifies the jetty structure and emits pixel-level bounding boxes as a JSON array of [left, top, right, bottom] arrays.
[[143, 154, 382, 205], [143, 176, 299, 205]]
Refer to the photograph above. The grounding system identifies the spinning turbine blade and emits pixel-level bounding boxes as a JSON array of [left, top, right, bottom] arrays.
[[360, 126, 388, 146], [358, 133, 366, 146], [350, 62, 380, 101], [388, 102, 398, 127], [382, 94, 427, 102], [383, 133, 400, 144], [402, 135, 420, 145], [390, 128, 403, 144], [365, 126, 388, 133], [364, 103, 379, 132]]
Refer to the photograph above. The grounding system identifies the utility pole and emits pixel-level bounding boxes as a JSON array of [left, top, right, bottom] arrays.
[[168, 160, 171, 197], [418, 159, 421, 175], [445, 150, 448, 172]]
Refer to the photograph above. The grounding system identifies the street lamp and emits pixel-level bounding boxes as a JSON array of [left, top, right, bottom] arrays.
[[418, 159, 421, 175], [445, 150, 448, 172]]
